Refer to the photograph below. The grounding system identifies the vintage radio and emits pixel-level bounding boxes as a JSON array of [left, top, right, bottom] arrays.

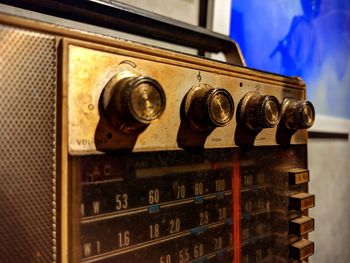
[[0, 2, 315, 262]]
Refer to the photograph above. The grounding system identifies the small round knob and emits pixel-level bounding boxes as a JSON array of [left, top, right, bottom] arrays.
[[281, 98, 315, 130], [102, 75, 166, 133], [238, 91, 280, 130], [183, 84, 234, 132]]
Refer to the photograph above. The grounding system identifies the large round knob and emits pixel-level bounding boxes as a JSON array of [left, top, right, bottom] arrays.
[[183, 84, 234, 132], [102, 74, 166, 133], [238, 91, 280, 130], [281, 98, 315, 130]]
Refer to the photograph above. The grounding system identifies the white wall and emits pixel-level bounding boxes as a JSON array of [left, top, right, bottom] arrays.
[[116, 0, 199, 26], [308, 117, 350, 263], [211, 0, 232, 62]]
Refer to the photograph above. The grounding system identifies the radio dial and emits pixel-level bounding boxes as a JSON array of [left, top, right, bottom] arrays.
[[238, 91, 280, 130], [102, 74, 166, 133], [183, 84, 234, 132], [281, 98, 315, 130]]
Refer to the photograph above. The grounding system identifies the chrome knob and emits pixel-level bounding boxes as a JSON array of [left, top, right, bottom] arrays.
[[238, 91, 280, 130], [281, 98, 315, 130], [102, 75, 166, 133], [183, 83, 234, 132]]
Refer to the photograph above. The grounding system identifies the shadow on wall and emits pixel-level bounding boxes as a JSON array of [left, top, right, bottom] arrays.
[[230, 0, 350, 119], [270, 0, 321, 78]]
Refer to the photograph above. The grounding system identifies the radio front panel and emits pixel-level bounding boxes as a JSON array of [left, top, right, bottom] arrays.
[[71, 146, 310, 263], [0, 13, 315, 263], [65, 41, 307, 154], [73, 150, 234, 263]]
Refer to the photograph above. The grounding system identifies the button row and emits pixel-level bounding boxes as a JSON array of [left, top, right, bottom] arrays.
[[288, 169, 315, 261]]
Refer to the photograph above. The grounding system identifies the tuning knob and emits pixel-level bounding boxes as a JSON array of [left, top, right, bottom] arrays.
[[281, 98, 315, 130], [183, 83, 234, 132], [238, 91, 280, 130], [102, 74, 166, 133]]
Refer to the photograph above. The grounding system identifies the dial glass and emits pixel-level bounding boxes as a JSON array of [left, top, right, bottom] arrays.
[[209, 92, 233, 125], [130, 81, 164, 122], [264, 99, 279, 126]]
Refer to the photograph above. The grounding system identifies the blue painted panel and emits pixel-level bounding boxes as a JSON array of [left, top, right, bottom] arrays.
[[230, 0, 350, 118]]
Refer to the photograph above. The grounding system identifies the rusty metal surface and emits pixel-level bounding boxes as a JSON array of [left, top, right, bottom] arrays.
[[65, 41, 307, 154], [0, 25, 57, 261]]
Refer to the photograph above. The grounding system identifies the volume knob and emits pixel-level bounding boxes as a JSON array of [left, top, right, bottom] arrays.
[[183, 84, 234, 132], [102, 74, 166, 133], [238, 91, 280, 130], [281, 98, 315, 130]]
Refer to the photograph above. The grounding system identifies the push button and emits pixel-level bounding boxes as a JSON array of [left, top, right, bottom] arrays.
[[289, 168, 309, 185], [290, 239, 314, 260], [289, 216, 314, 235], [289, 193, 315, 211]]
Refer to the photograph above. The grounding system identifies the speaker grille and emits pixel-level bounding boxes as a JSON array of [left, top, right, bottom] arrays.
[[0, 25, 57, 262]]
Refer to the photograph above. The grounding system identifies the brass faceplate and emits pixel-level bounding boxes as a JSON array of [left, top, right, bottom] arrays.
[[66, 40, 307, 154]]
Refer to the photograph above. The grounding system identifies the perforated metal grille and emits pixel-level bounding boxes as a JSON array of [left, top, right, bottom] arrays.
[[0, 25, 57, 262]]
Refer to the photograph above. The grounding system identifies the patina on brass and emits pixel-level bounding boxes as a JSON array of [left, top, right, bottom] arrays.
[[65, 41, 307, 154], [183, 84, 234, 132], [102, 73, 166, 134], [209, 89, 234, 126], [281, 98, 315, 130], [238, 91, 281, 130]]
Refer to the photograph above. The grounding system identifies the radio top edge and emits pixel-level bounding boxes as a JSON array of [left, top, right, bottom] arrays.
[[0, 10, 314, 154]]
